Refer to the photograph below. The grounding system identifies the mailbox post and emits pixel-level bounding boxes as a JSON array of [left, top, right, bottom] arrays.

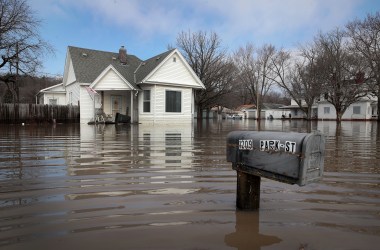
[[227, 131, 325, 210]]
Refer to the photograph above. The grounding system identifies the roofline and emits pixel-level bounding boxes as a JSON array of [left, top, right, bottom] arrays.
[[89, 64, 137, 90], [142, 80, 205, 89], [140, 49, 206, 89], [38, 83, 64, 92]]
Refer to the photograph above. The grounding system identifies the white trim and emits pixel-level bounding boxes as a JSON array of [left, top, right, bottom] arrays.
[[39, 83, 64, 93], [90, 65, 136, 90], [165, 89, 183, 114]]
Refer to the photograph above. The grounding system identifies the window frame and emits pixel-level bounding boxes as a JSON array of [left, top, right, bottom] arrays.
[[353, 106, 361, 114], [48, 98, 58, 105], [324, 107, 330, 114], [165, 90, 182, 113], [143, 89, 151, 113]]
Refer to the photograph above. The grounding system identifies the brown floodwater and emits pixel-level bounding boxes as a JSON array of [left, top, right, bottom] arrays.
[[0, 119, 379, 250]]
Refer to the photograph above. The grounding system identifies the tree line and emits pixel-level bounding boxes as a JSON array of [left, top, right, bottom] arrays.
[[174, 13, 380, 122], [1, 1, 379, 122]]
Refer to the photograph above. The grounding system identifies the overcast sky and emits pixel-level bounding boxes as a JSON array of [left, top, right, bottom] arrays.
[[29, 0, 380, 77]]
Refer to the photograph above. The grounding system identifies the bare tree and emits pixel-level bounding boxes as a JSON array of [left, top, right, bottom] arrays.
[[346, 12, 380, 121], [175, 30, 235, 118], [261, 90, 290, 105], [270, 43, 326, 120], [233, 43, 276, 120], [316, 28, 367, 122], [0, 0, 53, 103]]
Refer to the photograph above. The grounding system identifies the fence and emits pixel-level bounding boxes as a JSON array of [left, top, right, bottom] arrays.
[[0, 104, 79, 123]]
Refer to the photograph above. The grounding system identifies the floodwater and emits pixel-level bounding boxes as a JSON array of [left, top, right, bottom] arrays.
[[0, 119, 379, 250]]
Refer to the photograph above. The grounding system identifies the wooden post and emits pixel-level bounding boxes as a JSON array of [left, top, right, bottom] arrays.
[[236, 171, 261, 210]]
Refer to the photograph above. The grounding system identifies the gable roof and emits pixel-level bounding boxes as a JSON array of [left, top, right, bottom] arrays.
[[261, 103, 285, 110], [67, 46, 204, 90], [39, 83, 65, 93], [90, 65, 136, 90], [68, 46, 142, 89], [236, 104, 256, 111], [138, 49, 205, 89], [134, 49, 175, 83]]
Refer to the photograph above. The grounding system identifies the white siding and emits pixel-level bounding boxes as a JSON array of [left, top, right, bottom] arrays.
[[80, 86, 95, 123], [65, 83, 80, 106], [265, 109, 291, 119], [138, 85, 193, 124], [63, 55, 76, 87], [147, 52, 200, 87], [43, 93, 66, 105], [93, 68, 132, 90], [342, 102, 371, 120], [318, 101, 373, 120], [67, 59, 76, 85]]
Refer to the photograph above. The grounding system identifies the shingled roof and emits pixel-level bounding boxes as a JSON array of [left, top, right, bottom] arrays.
[[68, 46, 175, 89]]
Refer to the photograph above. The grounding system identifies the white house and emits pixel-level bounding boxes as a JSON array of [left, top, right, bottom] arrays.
[[317, 95, 378, 120], [40, 46, 205, 124], [281, 96, 378, 120], [36, 83, 66, 105], [233, 103, 290, 119], [279, 99, 315, 119], [261, 103, 290, 119]]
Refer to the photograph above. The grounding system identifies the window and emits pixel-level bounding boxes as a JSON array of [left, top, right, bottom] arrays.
[[143, 90, 151, 112], [324, 107, 330, 114], [166, 90, 181, 112], [353, 106, 361, 114], [49, 98, 57, 105]]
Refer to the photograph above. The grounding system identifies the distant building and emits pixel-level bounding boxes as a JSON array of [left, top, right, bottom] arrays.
[[280, 96, 378, 120], [317, 95, 378, 120], [36, 83, 66, 105]]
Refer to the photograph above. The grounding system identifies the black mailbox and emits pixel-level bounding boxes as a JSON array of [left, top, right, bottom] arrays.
[[227, 131, 325, 186]]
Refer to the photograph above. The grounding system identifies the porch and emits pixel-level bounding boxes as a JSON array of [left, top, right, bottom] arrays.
[[82, 88, 138, 124]]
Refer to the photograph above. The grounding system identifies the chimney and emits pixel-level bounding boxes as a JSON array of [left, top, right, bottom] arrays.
[[119, 46, 127, 64]]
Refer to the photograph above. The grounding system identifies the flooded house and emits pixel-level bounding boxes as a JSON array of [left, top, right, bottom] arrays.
[[38, 46, 205, 124], [317, 94, 378, 120], [233, 104, 290, 119], [282, 96, 378, 120]]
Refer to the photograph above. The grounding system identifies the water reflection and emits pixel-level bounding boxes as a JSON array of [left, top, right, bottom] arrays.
[[225, 211, 281, 250], [0, 120, 379, 249]]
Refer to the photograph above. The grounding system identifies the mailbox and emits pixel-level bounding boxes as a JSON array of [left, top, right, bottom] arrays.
[[227, 131, 325, 186]]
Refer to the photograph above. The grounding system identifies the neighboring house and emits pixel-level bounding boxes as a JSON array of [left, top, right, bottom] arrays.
[[261, 103, 290, 119], [317, 95, 378, 120], [36, 83, 66, 105], [236, 104, 256, 119], [42, 46, 205, 124], [281, 96, 378, 120], [280, 99, 314, 119], [237, 103, 290, 119]]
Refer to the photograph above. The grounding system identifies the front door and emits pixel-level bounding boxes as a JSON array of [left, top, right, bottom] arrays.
[[111, 95, 122, 117]]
